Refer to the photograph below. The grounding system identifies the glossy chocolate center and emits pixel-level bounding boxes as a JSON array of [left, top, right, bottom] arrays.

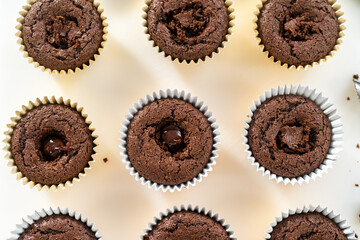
[[161, 124, 184, 153], [41, 136, 68, 161]]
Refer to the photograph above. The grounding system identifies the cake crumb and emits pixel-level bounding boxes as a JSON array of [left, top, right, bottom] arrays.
[[103, 158, 108, 163], [354, 74, 359, 80], [347, 97, 350, 101], [357, 144, 359, 149], [355, 184, 359, 187]]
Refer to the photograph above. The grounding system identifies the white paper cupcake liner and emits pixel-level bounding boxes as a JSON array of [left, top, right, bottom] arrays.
[[265, 205, 357, 240], [254, 0, 345, 70], [3, 96, 98, 191], [142, 205, 236, 240], [353, 75, 360, 100], [120, 89, 220, 192], [244, 85, 343, 185], [8, 207, 101, 239], [16, 0, 108, 74], [143, 0, 235, 63]]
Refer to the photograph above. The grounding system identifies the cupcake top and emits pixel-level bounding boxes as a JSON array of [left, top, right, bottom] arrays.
[[147, 0, 229, 61], [144, 211, 230, 240], [19, 214, 97, 239], [11, 104, 94, 185], [270, 212, 347, 240], [22, 0, 104, 71], [258, 0, 339, 66], [126, 98, 213, 186], [248, 95, 332, 178]]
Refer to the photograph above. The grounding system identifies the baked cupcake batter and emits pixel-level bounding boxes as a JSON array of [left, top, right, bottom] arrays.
[[248, 95, 332, 178], [19, 215, 97, 239], [11, 104, 94, 185], [22, 0, 104, 70], [270, 213, 347, 240], [147, 0, 229, 61], [144, 211, 230, 240], [258, 0, 339, 66], [126, 98, 213, 186]]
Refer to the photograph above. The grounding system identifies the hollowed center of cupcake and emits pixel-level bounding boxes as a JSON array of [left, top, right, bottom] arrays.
[[157, 123, 184, 154], [163, 2, 210, 44], [276, 123, 315, 154], [45, 16, 81, 49], [283, 12, 319, 41], [41, 135, 69, 161]]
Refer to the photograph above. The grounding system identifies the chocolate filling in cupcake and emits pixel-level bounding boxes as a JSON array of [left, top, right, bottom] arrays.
[[126, 98, 213, 186], [248, 95, 332, 178], [19, 215, 97, 239], [147, 0, 229, 61], [22, 0, 104, 71], [258, 0, 339, 66], [11, 104, 94, 185]]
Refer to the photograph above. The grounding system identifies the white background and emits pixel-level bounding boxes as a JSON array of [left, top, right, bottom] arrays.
[[1, 0, 360, 239]]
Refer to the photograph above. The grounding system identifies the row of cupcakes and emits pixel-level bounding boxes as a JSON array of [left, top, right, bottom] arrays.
[[4, 87, 342, 192], [16, 0, 345, 74], [8, 205, 357, 239]]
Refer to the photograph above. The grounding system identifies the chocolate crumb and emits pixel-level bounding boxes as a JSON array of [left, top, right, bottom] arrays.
[[347, 97, 350, 101], [355, 184, 359, 187], [355, 233, 358, 238], [357, 144, 359, 149], [103, 158, 108, 163], [354, 74, 359, 80]]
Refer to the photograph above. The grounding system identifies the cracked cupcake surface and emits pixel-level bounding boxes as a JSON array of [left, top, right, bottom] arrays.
[[19, 214, 97, 239], [22, 0, 104, 71], [270, 213, 347, 240], [144, 211, 230, 240], [147, 0, 229, 61], [10, 104, 94, 186], [258, 0, 339, 66], [248, 95, 332, 178], [126, 98, 213, 186]]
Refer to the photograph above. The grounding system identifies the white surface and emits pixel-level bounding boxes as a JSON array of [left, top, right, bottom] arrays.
[[0, 0, 360, 239]]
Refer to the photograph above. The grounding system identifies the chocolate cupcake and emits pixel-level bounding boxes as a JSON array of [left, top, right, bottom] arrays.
[[16, 0, 108, 74], [120, 90, 219, 192], [4, 97, 97, 190], [244, 85, 343, 185], [144, 0, 234, 63], [254, 0, 345, 69], [143, 205, 235, 240], [10, 207, 101, 239], [266, 205, 356, 240]]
